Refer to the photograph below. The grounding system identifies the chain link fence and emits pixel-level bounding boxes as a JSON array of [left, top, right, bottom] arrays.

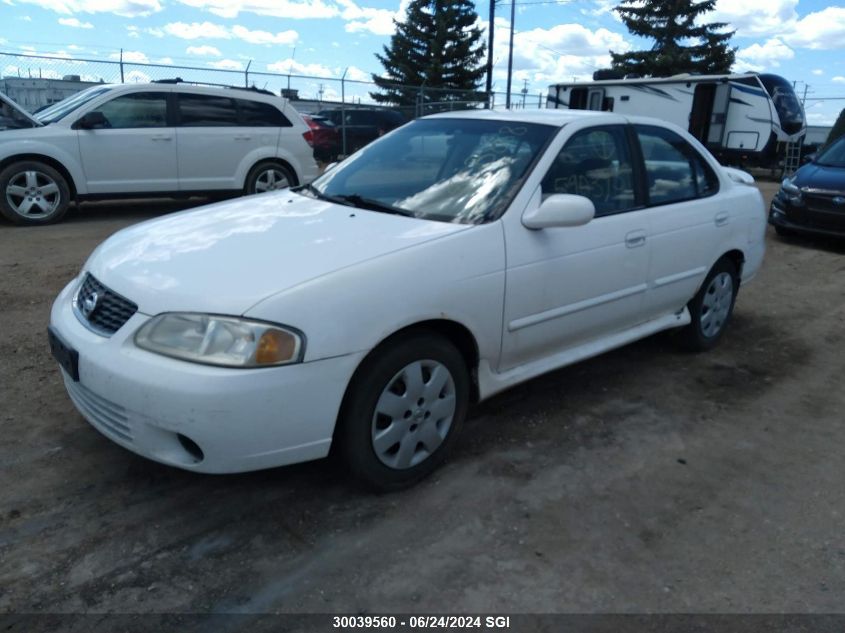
[[1, 50, 545, 118]]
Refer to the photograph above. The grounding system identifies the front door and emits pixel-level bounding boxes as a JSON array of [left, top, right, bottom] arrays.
[[76, 91, 177, 194], [500, 125, 650, 371]]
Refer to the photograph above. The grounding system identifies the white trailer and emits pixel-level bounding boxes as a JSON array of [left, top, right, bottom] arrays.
[[547, 73, 806, 166]]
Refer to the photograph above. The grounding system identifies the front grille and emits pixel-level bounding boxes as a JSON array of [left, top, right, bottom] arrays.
[[75, 273, 138, 336], [65, 377, 133, 443]]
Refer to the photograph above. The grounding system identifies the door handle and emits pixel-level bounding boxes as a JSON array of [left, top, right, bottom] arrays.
[[715, 212, 729, 227], [625, 230, 647, 248], [150, 135, 172, 141]]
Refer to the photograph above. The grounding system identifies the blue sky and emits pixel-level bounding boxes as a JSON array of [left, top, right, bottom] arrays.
[[1, 0, 843, 123]]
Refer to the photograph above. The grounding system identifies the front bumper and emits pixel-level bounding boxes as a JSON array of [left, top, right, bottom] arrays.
[[49, 278, 365, 474], [769, 194, 845, 238]]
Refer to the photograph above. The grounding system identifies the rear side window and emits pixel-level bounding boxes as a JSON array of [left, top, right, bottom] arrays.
[[541, 126, 636, 216], [177, 93, 237, 127], [97, 92, 168, 128], [635, 125, 719, 205], [237, 99, 291, 127]]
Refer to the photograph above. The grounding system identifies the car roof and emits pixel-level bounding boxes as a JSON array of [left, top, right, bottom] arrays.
[[96, 82, 286, 105], [424, 108, 627, 127]]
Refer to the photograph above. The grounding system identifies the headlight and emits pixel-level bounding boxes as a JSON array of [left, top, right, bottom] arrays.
[[135, 313, 303, 368]]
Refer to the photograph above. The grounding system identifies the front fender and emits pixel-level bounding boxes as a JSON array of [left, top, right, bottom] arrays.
[[0, 137, 87, 195]]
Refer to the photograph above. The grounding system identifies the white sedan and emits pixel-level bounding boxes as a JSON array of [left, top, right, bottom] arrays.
[[48, 109, 766, 490]]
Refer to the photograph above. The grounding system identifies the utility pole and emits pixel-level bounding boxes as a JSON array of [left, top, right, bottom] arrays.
[[505, 0, 515, 108], [485, 0, 496, 106]]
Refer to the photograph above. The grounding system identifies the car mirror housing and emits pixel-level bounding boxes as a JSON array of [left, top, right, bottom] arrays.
[[73, 111, 108, 130], [522, 194, 595, 230]]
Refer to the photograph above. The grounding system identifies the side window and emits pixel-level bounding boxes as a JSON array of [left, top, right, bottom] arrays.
[[177, 93, 237, 127], [635, 125, 719, 205], [540, 126, 636, 216], [237, 99, 292, 127], [96, 92, 168, 128]]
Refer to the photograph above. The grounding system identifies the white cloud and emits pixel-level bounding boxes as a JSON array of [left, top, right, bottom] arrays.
[[12, 0, 161, 17], [163, 21, 231, 40], [109, 50, 149, 63], [177, 0, 337, 19], [345, 66, 370, 82], [125, 69, 151, 83], [812, 69, 824, 76], [338, 0, 397, 35], [230, 25, 298, 46], [712, 0, 798, 37], [58, 17, 93, 28], [19, 15, 33, 21], [833, 76, 845, 83], [734, 38, 794, 72], [186, 45, 222, 57], [784, 7, 845, 50], [267, 59, 336, 78], [208, 59, 244, 70]]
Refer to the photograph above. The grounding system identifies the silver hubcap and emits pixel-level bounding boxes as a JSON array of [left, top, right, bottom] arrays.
[[253, 168, 289, 193], [700, 272, 734, 338], [6, 170, 61, 219], [371, 360, 457, 470]]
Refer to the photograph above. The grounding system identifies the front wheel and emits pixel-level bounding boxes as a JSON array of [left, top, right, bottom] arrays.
[[244, 161, 295, 195], [678, 258, 739, 352], [338, 333, 470, 492], [0, 160, 71, 225]]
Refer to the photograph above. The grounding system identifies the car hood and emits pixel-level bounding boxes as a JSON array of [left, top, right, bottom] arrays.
[[793, 163, 845, 193], [0, 91, 41, 129], [85, 191, 470, 316]]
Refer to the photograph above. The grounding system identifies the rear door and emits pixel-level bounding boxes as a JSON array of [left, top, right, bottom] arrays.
[[76, 90, 177, 193], [632, 124, 725, 319], [174, 92, 243, 191]]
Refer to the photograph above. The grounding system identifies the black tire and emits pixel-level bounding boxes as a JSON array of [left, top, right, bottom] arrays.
[[0, 160, 70, 225], [678, 257, 739, 352], [244, 161, 295, 195], [338, 332, 470, 492]]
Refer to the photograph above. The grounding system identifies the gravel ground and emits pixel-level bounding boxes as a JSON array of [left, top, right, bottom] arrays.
[[1, 183, 844, 624]]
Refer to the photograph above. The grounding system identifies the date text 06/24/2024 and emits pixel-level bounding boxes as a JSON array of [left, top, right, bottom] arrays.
[[332, 615, 511, 629]]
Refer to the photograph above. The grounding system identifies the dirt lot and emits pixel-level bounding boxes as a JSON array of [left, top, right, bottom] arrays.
[[1, 183, 844, 623]]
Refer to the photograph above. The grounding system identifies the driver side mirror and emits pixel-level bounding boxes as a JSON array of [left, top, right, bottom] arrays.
[[522, 194, 595, 230], [73, 111, 108, 130]]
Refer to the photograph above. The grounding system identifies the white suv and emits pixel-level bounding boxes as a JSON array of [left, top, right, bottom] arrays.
[[0, 81, 319, 225]]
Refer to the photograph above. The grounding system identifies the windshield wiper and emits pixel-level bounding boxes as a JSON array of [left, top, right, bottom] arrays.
[[295, 184, 353, 207], [334, 194, 416, 217]]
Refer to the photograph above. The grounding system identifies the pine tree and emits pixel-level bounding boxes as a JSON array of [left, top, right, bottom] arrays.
[[371, 0, 486, 107], [825, 109, 845, 147], [610, 0, 736, 77]]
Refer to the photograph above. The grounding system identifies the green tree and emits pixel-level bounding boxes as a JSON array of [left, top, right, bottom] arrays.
[[610, 0, 736, 77], [371, 0, 486, 107], [825, 108, 845, 146]]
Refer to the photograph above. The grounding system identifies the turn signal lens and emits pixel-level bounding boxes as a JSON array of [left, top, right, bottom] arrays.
[[256, 329, 298, 365]]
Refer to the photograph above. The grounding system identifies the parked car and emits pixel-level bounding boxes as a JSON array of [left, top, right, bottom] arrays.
[[302, 113, 341, 162], [0, 81, 319, 225], [770, 134, 845, 238], [317, 106, 406, 155], [48, 110, 766, 491]]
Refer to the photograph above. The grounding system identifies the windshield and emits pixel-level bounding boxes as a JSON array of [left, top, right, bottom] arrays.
[[759, 74, 805, 136], [0, 97, 35, 129], [36, 85, 113, 124], [815, 135, 845, 168], [309, 118, 556, 224]]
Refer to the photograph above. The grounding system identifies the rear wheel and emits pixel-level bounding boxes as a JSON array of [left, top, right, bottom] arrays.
[[0, 160, 70, 225], [338, 333, 470, 492], [244, 161, 295, 195], [678, 258, 739, 352]]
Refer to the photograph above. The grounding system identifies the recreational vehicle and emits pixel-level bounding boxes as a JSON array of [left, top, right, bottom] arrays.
[[547, 73, 806, 167]]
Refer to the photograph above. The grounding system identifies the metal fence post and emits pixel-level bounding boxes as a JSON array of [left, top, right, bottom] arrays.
[[244, 60, 251, 87], [119, 48, 124, 83], [341, 67, 348, 157]]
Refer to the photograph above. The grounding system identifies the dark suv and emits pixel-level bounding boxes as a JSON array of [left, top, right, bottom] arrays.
[[317, 107, 406, 156]]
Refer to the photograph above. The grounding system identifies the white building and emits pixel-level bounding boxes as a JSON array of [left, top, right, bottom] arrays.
[[0, 75, 103, 112]]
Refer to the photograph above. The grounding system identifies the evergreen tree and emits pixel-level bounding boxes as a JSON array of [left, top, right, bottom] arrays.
[[825, 108, 845, 147], [609, 0, 736, 77], [371, 0, 486, 107]]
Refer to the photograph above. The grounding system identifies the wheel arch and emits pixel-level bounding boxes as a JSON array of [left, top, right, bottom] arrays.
[[721, 248, 745, 282], [243, 156, 300, 190], [0, 153, 78, 198]]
